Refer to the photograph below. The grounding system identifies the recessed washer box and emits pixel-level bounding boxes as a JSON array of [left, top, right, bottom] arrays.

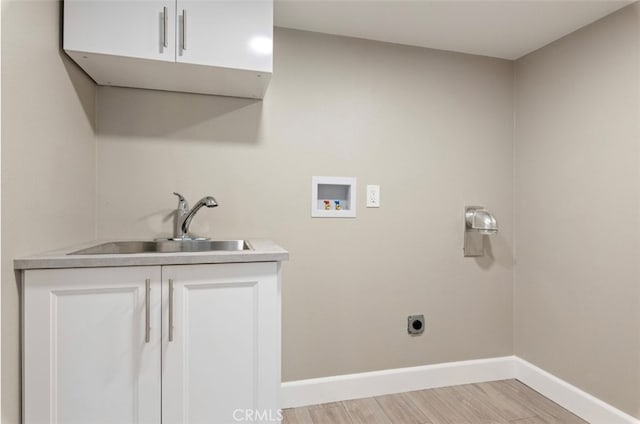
[[311, 176, 356, 218]]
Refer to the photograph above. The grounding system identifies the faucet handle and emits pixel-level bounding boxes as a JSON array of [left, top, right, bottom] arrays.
[[173, 192, 188, 212]]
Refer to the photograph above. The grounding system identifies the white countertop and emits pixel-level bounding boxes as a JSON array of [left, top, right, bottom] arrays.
[[14, 239, 289, 270]]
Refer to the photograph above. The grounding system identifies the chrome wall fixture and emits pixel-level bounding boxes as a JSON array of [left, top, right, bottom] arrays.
[[464, 206, 498, 257]]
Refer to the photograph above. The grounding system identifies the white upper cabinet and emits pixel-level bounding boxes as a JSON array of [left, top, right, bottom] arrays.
[[63, 0, 273, 99]]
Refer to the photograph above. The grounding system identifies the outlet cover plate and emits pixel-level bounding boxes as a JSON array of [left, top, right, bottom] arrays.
[[366, 185, 380, 208], [408, 314, 425, 335]]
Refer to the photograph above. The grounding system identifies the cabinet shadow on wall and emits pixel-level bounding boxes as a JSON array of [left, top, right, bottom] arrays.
[[96, 86, 264, 144]]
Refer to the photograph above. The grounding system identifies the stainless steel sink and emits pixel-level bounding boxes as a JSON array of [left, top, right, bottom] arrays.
[[68, 240, 251, 255]]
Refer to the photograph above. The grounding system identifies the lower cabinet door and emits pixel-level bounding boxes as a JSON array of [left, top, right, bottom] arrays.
[[22, 266, 162, 424], [162, 262, 281, 424]]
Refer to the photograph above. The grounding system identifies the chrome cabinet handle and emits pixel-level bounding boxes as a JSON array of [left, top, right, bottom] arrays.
[[145, 279, 151, 343], [163, 6, 168, 48], [168, 279, 174, 342], [182, 9, 187, 50]]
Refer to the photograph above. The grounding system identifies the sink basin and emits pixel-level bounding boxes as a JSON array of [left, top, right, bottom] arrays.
[[68, 240, 251, 255]]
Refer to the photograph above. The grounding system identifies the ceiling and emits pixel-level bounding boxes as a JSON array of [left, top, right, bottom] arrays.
[[274, 0, 635, 60]]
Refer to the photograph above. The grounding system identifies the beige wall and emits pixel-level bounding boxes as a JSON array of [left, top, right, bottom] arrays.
[[1, 1, 97, 423], [514, 3, 640, 418], [96, 29, 515, 381]]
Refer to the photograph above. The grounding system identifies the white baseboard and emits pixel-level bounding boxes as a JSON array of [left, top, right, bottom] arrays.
[[281, 356, 515, 408], [281, 355, 640, 424], [514, 357, 639, 424]]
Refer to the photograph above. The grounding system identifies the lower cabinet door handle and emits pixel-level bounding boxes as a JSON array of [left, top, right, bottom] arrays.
[[145, 279, 151, 343], [168, 279, 174, 342]]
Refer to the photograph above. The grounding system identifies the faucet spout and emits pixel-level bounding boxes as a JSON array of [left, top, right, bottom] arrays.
[[172, 193, 218, 240], [181, 196, 218, 236]]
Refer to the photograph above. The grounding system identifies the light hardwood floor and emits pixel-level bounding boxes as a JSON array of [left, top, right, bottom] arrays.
[[282, 379, 588, 424]]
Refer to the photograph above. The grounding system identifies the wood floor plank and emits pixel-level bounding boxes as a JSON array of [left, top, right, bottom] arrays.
[[343, 397, 392, 424], [375, 392, 431, 424], [439, 384, 510, 424], [508, 380, 587, 423], [309, 404, 353, 424], [307, 401, 343, 409], [510, 417, 551, 424], [282, 407, 314, 424], [498, 380, 587, 424], [405, 387, 472, 424], [467, 381, 538, 421]]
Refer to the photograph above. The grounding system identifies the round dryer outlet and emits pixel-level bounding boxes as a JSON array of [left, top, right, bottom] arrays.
[[408, 315, 425, 335]]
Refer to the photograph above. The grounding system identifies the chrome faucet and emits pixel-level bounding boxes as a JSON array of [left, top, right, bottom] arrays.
[[172, 192, 218, 240]]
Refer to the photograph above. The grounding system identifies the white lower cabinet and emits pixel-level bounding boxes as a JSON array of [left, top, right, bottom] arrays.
[[23, 262, 281, 424]]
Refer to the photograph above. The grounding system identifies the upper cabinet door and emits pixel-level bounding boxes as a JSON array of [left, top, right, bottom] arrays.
[[64, 0, 176, 61], [176, 0, 273, 72]]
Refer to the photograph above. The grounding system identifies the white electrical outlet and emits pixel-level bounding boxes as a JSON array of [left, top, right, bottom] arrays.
[[366, 185, 380, 207]]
